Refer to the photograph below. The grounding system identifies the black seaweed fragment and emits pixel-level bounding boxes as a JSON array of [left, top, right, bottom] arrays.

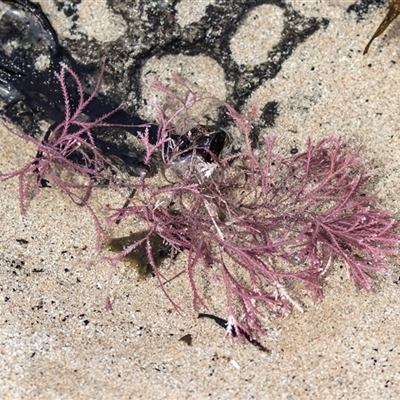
[[198, 313, 270, 352]]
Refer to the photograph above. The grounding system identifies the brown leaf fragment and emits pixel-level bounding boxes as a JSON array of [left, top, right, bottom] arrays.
[[364, 0, 400, 54]]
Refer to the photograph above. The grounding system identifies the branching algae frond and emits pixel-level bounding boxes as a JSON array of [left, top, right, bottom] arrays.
[[364, 0, 400, 54], [105, 77, 400, 340]]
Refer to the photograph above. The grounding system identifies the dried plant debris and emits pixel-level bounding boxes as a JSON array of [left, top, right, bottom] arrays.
[[364, 0, 400, 54]]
